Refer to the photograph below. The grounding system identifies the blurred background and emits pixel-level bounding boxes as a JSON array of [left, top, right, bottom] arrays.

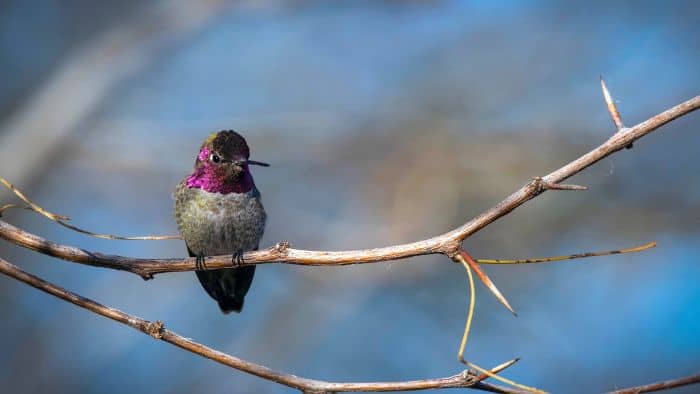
[[0, 1, 698, 393]]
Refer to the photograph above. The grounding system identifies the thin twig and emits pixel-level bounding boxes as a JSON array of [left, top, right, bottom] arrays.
[[535, 178, 588, 191], [1, 95, 696, 276], [0, 177, 181, 240], [454, 257, 543, 393], [0, 203, 33, 216], [0, 256, 513, 393], [476, 241, 656, 265], [0, 178, 69, 221], [457, 255, 477, 365], [607, 371, 700, 393], [475, 359, 521, 382]]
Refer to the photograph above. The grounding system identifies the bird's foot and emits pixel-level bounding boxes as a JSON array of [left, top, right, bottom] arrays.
[[195, 253, 207, 271], [232, 249, 244, 268]]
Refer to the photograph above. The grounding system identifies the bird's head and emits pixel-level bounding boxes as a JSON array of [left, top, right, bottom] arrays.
[[186, 130, 268, 194]]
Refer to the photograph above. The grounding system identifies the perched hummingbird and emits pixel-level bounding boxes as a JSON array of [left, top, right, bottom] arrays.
[[174, 130, 268, 313]]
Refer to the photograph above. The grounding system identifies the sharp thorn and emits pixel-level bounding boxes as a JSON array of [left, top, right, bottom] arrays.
[[600, 76, 625, 131], [459, 250, 518, 316]]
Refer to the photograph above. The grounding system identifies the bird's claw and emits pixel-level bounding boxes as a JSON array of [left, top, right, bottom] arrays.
[[232, 249, 244, 268], [195, 253, 206, 271]]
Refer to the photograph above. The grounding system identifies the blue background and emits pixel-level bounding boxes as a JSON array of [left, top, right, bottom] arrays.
[[0, 1, 698, 393]]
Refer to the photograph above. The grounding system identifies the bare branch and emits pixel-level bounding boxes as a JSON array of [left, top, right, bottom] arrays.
[[0, 257, 515, 393], [607, 371, 700, 394], [0, 95, 697, 277]]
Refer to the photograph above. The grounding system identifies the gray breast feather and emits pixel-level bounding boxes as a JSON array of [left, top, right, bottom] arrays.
[[174, 182, 266, 256]]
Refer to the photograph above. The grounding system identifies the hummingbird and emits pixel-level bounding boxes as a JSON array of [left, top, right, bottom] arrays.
[[174, 130, 268, 313]]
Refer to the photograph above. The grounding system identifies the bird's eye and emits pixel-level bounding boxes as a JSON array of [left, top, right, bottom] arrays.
[[209, 153, 221, 163]]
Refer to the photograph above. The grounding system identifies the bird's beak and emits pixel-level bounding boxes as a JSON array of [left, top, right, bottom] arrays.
[[245, 160, 270, 167], [232, 159, 270, 167]]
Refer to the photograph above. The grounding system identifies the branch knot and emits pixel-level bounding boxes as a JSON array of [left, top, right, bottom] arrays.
[[531, 177, 588, 193], [138, 271, 154, 281], [144, 320, 164, 339], [274, 240, 290, 254], [460, 369, 478, 384], [530, 177, 547, 195]]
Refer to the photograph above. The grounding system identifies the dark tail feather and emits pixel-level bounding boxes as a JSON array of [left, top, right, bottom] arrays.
[[217, 296, 245, 314], [188, 246, 256, 314], [195, 266, 256, 314]]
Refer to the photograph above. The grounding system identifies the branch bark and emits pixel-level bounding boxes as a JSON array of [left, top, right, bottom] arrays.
[[0, 95, 697, 279]]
